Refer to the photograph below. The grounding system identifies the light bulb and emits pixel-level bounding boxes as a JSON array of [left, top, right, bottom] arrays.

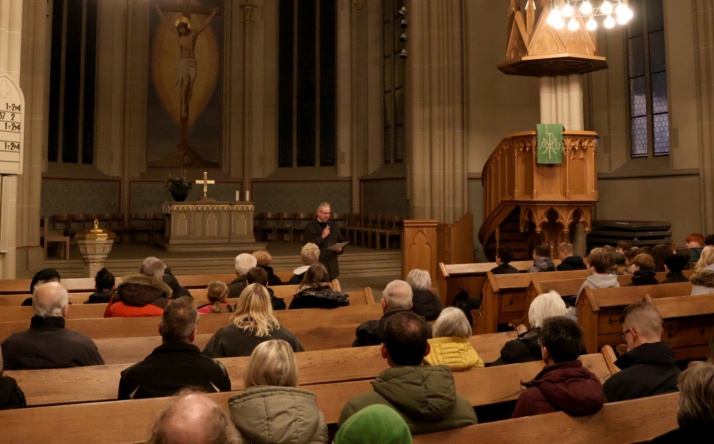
[[600, 0, 613, 15], [580, 1, 593, 15], [547, 9, 561, 26], [615, 2, 628, 16], [554, 17, 565, 29], [586, 17, 597, 31], [604, 14, 615, 28], [623, 6, 634, 21], [616, 12, 629, 24], [568, 17, 579, 31], [562, 3, 574, 17]]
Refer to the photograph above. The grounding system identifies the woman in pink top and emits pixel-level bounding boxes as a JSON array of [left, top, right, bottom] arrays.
[[197, 281, 232, 314]]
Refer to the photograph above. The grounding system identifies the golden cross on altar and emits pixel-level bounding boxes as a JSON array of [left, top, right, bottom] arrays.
[[195, 171, 215, 201]]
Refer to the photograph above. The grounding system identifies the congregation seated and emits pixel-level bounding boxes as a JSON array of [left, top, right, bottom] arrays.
[[197, 281, 233, 314], [104, 257, 171, 318], [289, 263, 349, 309], [118, 297, 231, 400], [203, 284, 304, 358], [228, 253, 257, 298], [627, 253, 659, 286], [566, 249, 619, 320], [2, 282, 104, 370], [246, 267, 286, 311], [685, 232, 706, 263], [603, 244, 626, 268], [21, 268, 61, 306], [490, 246, 518, 275], [529, 245, 555, 272], [490, 290, 567, 366], [555, 243, 587, 271], [0, 351, 26, 410], [252, 250, 283, 286], [662, 254, 690, 283], [228, 340, 327, 443], [335, 405, 411, 444], [511, 316, 605, 419], [289, 243, 320, 285], [623, 247, 640, 275], [339, 311, 477, 435], [353, 280, 415, 347], [84, 267, 116, 304], [603, 302, 680, 403], [653, 362, 714, 444], [424, 307, 483, 371], [406, 269, 442, 321], [147, 390, 239, 444]]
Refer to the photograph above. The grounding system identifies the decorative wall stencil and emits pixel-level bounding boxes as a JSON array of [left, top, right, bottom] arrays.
[[253, 181, 351, 213], [363, 179, 408, 216], [41, 179, 120, 217], [147, 0, 223, 168]]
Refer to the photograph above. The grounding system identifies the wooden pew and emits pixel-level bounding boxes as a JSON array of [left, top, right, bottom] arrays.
[[412, 392, 679, 444], [476, 269, 589, 334], [7, 331, 518, 406], [0, 352, 609, 443], [577, 282, 692, 353], [647, 293, 714, 361], [438, 260, 563, 307]]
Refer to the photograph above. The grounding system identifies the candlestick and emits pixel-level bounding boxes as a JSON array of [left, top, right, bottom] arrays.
[[246, 191, 250, 201]]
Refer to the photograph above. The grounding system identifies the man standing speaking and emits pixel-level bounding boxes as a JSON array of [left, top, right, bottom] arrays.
[[303, 202, 345, 280]]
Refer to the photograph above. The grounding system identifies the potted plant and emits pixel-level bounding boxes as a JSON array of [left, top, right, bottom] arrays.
[[166, 171, 193, 202]]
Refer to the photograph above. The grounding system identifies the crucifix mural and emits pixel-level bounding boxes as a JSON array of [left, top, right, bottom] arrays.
[[150, 0, 220, 168]]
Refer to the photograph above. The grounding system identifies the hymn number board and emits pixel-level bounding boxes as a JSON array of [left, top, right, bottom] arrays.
[[0, 75, 24, 175]]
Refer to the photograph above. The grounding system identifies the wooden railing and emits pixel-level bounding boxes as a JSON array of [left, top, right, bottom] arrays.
[[478, 130, 599, 255]]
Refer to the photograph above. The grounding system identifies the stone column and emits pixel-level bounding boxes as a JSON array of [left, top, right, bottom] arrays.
[[539, 74, 584, 130], [407, 0, 467, 223], [0, 0, 24, 278], [694, 0, 714, 233], [241, 4, 256, 196]]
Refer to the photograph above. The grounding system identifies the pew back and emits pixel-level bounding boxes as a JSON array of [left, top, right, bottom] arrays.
[[648, 293, 714, 360]]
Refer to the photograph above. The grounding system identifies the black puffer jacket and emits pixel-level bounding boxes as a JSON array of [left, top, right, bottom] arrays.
[[603, 342, 680, 402], [289, 286, 349, 309]]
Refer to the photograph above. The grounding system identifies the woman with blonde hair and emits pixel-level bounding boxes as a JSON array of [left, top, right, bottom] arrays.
[[203, 284, 304, 358], [489, 290, 567, 365], [693, 245, 714, 273], [423, 307, 484, 371], [197, 280, 232, 314], [289, 263, 349, 309], [289, 243, 321, 284], [229, 340, 327, 443]]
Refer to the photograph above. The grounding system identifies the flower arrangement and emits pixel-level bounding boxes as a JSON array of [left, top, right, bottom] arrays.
[[166, 170, 193, 195]]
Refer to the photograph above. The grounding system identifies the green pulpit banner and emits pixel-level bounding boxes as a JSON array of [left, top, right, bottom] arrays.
[[537, 124, 563, 164]]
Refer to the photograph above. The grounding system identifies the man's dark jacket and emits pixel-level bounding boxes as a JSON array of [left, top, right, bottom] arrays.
[[303, 219, 343, 280], [118, 341, 231, 399], [603, 342, 680, 402], [490, 263, 519, 275], [556, 256, 588, 271], [353, 309, 421, 347]]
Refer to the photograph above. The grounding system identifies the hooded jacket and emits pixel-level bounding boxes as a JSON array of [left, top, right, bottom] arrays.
[[411, 289, 443, 321], [568, 274, 620, 319], [628, 269, 659, 286], [104, 274, 171, 318], [424, 337, 484, 371], [229, 386, 327, 444], [690, 269, 714, 295], [529, 257, 555, 273], [289, 285, 350, 309], [556, 256, 587, 271], [603, 342, 680, 402], [511, 361, 605, 418], [338, 365, 477, 435]]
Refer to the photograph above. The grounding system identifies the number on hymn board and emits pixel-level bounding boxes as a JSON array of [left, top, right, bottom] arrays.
[[3, 142, 20, 151], [2, 122, 20, 131], [4, 103, 21, 112]]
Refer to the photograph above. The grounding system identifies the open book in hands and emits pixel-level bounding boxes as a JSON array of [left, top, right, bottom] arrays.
[[328, 241, 349, 253]]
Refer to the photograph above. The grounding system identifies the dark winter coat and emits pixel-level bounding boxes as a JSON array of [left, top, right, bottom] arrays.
[[228, 275, 248, 298], [203, 324, 304, 358], [653, 423, 713, 444], [303, 219, 344, 280], [511, 361, 605, 418], [353, 309, 422, 347], [289, 285, 350, 309], [411, 289, 443, 321], [661, 272, 690, 284], [490, 328, 542, 365], [118, 341, 231, 400], [259, 264, 284, 287], [0, 376, 26, 410], [556, 256, 588, 271], [603, 342, 680, 402], [105, 274, 171, 318], [490, 263, 519, 275], [84, 289, 115, 304], [628, 269, 659, 286]]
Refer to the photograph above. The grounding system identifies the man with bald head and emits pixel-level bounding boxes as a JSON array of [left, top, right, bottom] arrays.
[[147, 391, 238, 444], [1, 282, 104, 370], [603, 302, 680, 402], [353, 280, 416, 347]]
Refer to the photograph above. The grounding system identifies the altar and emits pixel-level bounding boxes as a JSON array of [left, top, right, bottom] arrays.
[[160, 201, 266, 252]]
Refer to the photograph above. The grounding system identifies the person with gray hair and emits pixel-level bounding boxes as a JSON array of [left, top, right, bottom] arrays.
[[406, 269, 443, 321], [147, 390, 239, 444], [228, 253, 258, 297], [489, 290, 567, 366], [118, 297, 231, 400], [424, 307, 484, 371], [140, 256, 168, 279], [303, 201, 345, 280], [353, 280, 416, 347], [1, 282, 104, 370]]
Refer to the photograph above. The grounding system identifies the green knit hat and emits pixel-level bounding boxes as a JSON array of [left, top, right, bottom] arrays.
[[335, 405, 412, 444]]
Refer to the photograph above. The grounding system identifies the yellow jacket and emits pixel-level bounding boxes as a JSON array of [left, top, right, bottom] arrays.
[[423, 337, 485, 371]]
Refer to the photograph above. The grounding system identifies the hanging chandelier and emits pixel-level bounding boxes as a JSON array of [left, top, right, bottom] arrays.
[[546, 1, 634, 31]]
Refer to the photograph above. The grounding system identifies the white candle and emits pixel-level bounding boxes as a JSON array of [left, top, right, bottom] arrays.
[[235, 191, 240, 201], [246, 191, 250, 201]]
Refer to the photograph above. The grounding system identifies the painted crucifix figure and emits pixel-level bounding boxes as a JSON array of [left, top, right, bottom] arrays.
[[154, 1, 218, 164]]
